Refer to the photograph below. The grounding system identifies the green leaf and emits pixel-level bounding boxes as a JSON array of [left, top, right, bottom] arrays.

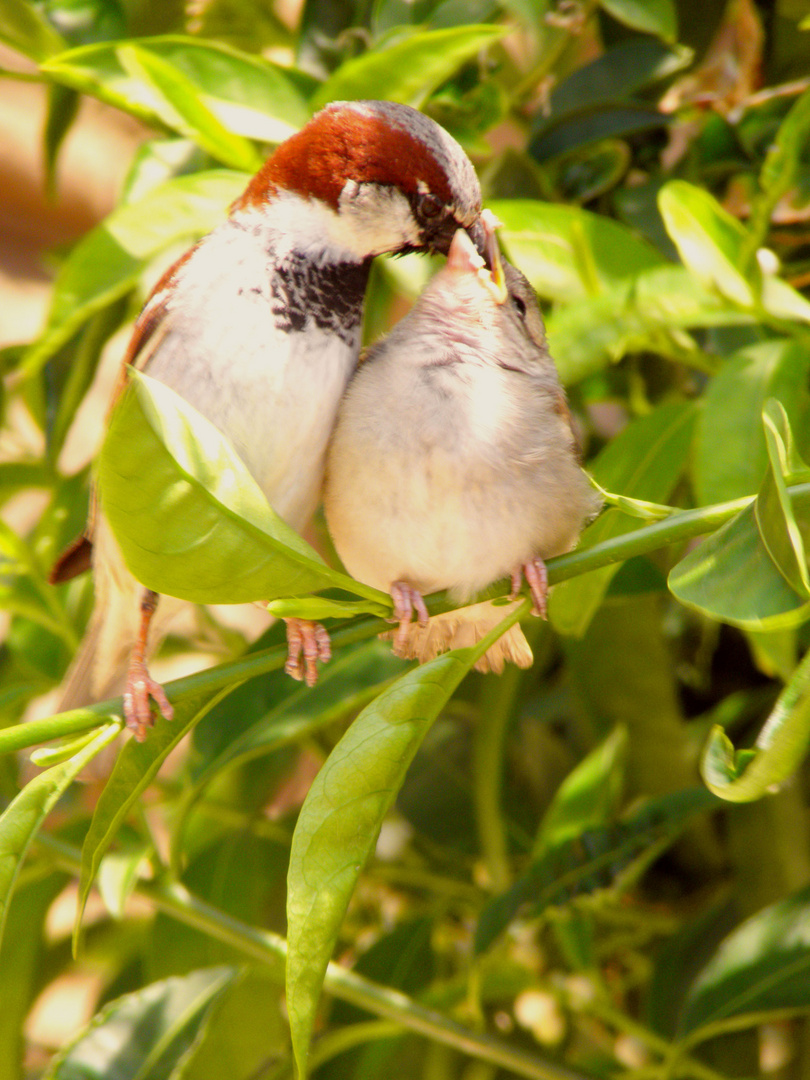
[[22, 171, 245, 377], [0, 0, 65, 60], [598, 0, 677, 40], [266, 596, 392, 620], [312, 25, 506, 109], [114, 44, 263, 171], [41, 35, 310, 142], [668, 485, 810, 631], [534, 726, 627, 853], [42, 967, 237, 1080], [693, 339, 810, 505], [549, 401, 696, 636], [490, 199, 663, 303], [0, 722, 119, 950], [73, 659, 267, 950], [701, 646, 810, 802], [748, 85, 810, 253], [286, 604, 527, 1078], [658, 180, 758, 308], [475, 788, 717, 954], [678, 882, 810, 1037], [754, 400, 810, 597], [97, 370, 390, 606]]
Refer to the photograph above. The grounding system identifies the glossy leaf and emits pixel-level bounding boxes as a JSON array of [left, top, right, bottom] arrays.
[[599, 0, 677, 40], [754, 400, 810, 597], [549, 401, 696, 636], [0, 0, 65, 60], [748, 85, 810, 252], [668, 485, 810, 631], [42, 967, 237, 1080], [286, 604, 527, 1078], [678, 882, 810, 1036], [313, 25, 505, 108], [476, 788, 717, 953], [41, 35, 309, 143], [97, 370, 390, 606], [22, 171, 245, 376], [658, 180, 757, 308], [115, 44, 263, 171], [693, 339, 810, 505], [701, 646, 810, 802], [534, 726, 627, 853], [490, 198, 663, 303], [0, 722, 119, 950]]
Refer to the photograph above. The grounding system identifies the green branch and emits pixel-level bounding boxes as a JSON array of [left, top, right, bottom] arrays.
[[38, 835, 593, 1080]]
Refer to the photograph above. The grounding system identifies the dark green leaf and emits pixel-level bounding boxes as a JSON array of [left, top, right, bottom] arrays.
[[97, 371, 390, 606], [42, 967, 237, 1080], [668, 485, 810, 631], [693, 339, 810, 505], [476, 788, 717, 953], [678, 882, 810, 1037], [599, 0, 677, 40]]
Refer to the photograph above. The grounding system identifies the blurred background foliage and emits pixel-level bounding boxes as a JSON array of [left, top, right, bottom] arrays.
[[1, 0, 810, 1077]]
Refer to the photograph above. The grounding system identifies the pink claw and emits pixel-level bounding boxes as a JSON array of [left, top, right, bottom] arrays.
[[510, 557, 549, 618], [124, 659, 174, 742], [389, 581, 429, 653], [284, 618, 332, 687]]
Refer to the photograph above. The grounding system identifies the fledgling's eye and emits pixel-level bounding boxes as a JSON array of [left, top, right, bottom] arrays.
[[418, 191, 444, 219], [510, 292, 527, 320]]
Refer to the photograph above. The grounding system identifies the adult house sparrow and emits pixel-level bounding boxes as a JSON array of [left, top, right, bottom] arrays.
[[324, 222, 601, 672], [51, 100, 484, 739]]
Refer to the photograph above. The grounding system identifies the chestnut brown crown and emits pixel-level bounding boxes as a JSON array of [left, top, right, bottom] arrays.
[[233, 100, 483, 256]]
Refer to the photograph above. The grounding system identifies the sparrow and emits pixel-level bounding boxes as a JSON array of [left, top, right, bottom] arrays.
[[323, 218, 601, 672], [51, 99, 485, 739]]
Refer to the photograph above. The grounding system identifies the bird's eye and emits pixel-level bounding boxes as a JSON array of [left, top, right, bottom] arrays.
[[510, 292, 527, 319], [418, 191, 444, 219]]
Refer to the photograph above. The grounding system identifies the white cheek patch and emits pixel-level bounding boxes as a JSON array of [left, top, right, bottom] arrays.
[[337, 182, 421, 256]]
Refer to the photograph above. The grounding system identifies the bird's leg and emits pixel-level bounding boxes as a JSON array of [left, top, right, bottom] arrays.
[[284, 619, 332, 687], [510, 557, 549, 618], [123, 589, 174, 741], [389, 581, 430, 654]]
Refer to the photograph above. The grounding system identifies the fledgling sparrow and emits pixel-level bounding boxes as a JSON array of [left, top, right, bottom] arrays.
[[51, 100, 485, 739], [324, 220, 601, 671]]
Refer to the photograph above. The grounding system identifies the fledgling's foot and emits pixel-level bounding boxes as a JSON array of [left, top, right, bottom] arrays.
[[510, 557, 549, 618], [389, 581, 430, 655], [284, 618, 331, 687], [123, 659, 174, 742]]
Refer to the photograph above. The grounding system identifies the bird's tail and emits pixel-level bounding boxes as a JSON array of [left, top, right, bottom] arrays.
[[381, 600, 533, 673]]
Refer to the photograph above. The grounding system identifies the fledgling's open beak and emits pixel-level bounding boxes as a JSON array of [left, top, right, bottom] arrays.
[[481, 209, 508, 305]]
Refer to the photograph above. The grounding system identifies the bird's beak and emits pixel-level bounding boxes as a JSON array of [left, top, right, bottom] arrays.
[[481, 210, 508, 305]]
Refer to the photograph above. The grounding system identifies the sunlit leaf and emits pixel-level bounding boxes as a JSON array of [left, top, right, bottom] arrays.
[[97, 370, 390, 606], [659, 180, 758, 308], [313, 25, 505, 108], [22, 171, 246, 377], [0, 0, 65, 60], [41, 35, 309, 142], [599, 0, 677, 40]]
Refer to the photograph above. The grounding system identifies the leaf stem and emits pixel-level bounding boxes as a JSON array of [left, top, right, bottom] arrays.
[[38, 835, 597, 1080], [2, 488, 783, 757]]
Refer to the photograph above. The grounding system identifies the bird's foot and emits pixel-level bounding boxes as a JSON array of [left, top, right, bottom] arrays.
[[123, 659, 174, 742], [510, 557, 549, 618], [390, 581, 430, 654], [284, 618, 331, 687]]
